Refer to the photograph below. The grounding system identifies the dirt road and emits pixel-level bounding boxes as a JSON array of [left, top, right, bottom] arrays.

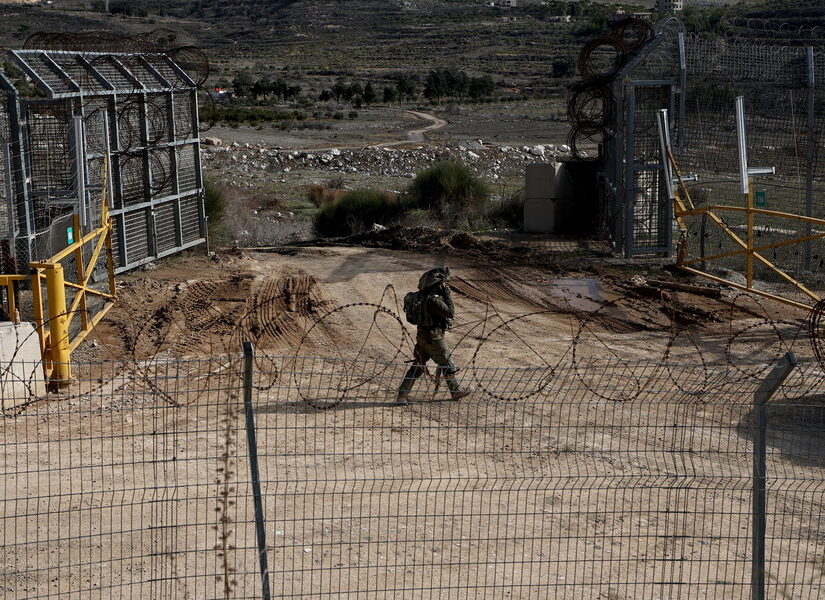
[[372, 110, 448, 148]]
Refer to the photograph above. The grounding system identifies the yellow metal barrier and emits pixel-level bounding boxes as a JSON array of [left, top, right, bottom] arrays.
[[28, 161, 117, 386], [668, 149, 824, 311], [0, 273, 27, 322]]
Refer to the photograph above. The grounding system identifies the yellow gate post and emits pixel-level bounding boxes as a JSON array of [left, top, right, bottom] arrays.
[[746, 177, 754, 290], [43, 264, 72, 387]]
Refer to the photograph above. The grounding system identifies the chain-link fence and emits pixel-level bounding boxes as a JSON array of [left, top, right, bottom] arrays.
[[0, 47, 207, 275], [1, 349, 823, 599], [606, 23, 825, 309], [673, 36, 825, 308]]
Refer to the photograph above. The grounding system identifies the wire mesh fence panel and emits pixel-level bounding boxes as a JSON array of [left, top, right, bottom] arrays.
[[0, 49, 206, 274], [251, 356, 823, 599], [1, 355, 823, 599], [763, 363, 825, 600], [667, 36, 825, 304], [0, 356, 260, 600]]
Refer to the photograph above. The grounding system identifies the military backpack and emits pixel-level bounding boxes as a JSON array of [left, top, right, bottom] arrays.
[[403, 290, 431, 326]]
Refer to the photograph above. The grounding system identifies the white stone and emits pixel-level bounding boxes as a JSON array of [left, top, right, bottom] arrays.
[[371, 223, 387, 232]]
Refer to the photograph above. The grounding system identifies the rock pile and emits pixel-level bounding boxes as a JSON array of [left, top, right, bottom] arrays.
[[201, 140, 571, 183]]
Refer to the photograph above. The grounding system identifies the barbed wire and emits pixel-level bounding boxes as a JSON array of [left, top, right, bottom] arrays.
[[567, 18, 656, 161], [5, 270, 822, 418]]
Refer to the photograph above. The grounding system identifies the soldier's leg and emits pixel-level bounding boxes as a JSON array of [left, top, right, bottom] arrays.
[[427, 339, 468, 400], [396, 343, 430, 403]]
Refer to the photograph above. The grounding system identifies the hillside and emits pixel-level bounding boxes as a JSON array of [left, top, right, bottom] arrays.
[[0, 0, 627, 95]]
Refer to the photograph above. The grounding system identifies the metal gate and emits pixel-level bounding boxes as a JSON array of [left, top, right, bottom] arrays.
[[622, 81, 675, 256], [0, 49, 206, 274]]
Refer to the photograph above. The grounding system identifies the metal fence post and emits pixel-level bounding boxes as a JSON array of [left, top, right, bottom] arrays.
[[752, 351, 797, 600], [804, 46, 815, 273], [243, 342, 271, 600]]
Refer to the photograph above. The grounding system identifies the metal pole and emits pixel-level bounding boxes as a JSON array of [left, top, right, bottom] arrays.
[[624, 84, 636, 258], [752, 351, 797, 600], [3, 144, 15, 250], [736, 96, 750, 196], [677, 32, 687, 155], [656, 108, 674, 258], [747, 177, 754, 289], [804, 47, 815, 272], [243, 341, 271, 600], [71, 116, 87, 230], [44, 263, 72, 387]]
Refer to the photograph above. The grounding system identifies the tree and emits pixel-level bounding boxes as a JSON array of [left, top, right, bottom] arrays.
[[331, 77, 347, 103], [424, 69, 447, 102], [443, 68, 470, 100], [231, 71, 254, 97], [251, 78, 270, 100], [383, 86, 397, 104], [363, 82, 377, 105], [469, 75, 496, 100], [319, 89, 333, 102], [349, 82, 363, 104], [395, 73, 418, 102]]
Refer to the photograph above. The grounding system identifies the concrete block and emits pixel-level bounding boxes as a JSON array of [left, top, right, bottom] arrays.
[[525, 163, 558, 199], [0, 322, 46, 410], [524, 163, 575, 233], [524, 197, 556, 232]]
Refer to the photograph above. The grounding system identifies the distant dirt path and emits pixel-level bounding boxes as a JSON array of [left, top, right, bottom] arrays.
[[372, 110, 447, 148]]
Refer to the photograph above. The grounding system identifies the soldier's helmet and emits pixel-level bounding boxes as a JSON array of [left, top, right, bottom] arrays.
[[418, 266, 451, 291]]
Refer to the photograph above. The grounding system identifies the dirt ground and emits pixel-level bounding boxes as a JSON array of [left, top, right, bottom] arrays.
[[3, 231, 825, 600], [83, 229, 815, 372]]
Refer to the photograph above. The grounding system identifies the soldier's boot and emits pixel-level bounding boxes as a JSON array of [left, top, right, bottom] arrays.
[[396, 364, 422, 406], [445, 374, 469, 401]]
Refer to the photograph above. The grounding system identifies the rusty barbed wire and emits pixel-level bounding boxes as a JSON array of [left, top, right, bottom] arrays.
[[3, 272, 823, 418], [567, 18, 656, 161]]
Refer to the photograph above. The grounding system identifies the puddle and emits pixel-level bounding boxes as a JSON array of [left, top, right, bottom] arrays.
[[546, 278, 619, 312]]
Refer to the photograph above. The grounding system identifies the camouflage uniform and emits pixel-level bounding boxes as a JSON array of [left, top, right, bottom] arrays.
[[397, 273, 468, 404]]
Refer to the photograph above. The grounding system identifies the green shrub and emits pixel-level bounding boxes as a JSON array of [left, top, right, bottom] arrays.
[[406, 161, 489, 226], [314, 189, 402, 237], [486, 190, 524, 229], [348, 111, 359, 120], [203, 176, 226, 225]]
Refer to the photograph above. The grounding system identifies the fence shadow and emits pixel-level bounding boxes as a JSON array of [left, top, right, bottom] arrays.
[[736, 393, 825, 469]]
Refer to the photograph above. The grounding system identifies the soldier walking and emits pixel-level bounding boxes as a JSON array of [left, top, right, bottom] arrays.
[[396, 267, 469, 405]]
